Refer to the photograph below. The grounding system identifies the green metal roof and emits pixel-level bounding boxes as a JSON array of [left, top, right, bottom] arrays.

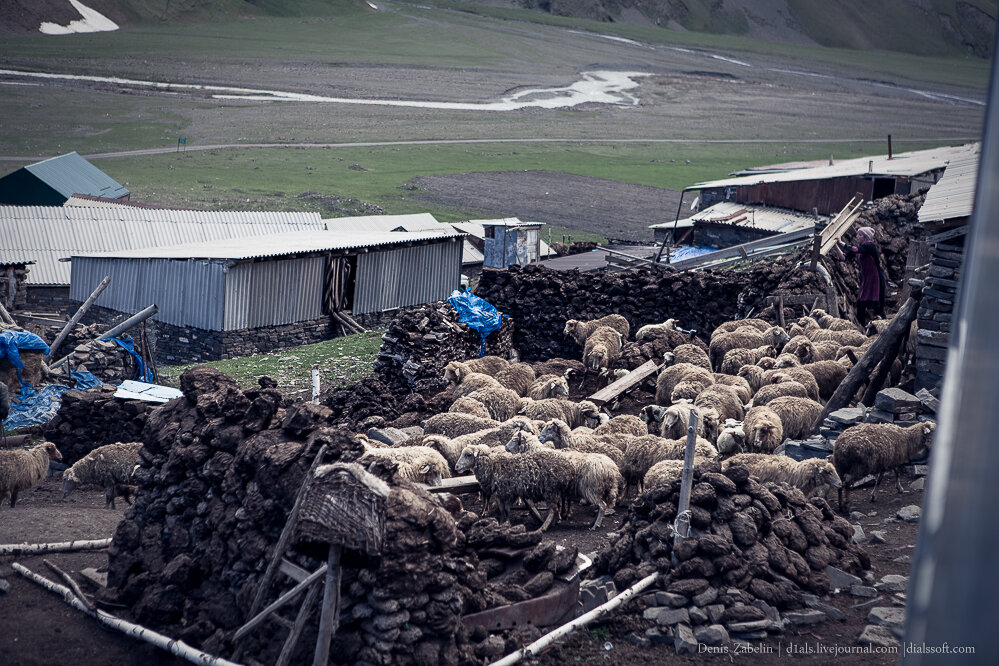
[[23, 152, 129, 200]]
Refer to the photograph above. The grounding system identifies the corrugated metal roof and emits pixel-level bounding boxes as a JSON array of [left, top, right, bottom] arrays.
[[475, 217, 543, 228], [649, 202, 822, 234], [462, 241, 484, 265], [64, 194, 179, 209], [917, 149, 979, 224], [693, 143, 979, 190], [321, 213, 444, 234], [74, 228, 465, 261], [23, 152, 129, 199], [0, 206, 324, 285]]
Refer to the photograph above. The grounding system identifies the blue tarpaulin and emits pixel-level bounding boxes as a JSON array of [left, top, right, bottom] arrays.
[[0, 330, 50, 388], [447, 289, 506, 357], [667, 245, 717, 262], [2, 371, 103, 431], [112, 337, 154, 383]]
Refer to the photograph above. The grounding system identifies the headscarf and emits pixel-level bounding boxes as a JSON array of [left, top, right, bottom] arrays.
[[856, 227, 876, 243]]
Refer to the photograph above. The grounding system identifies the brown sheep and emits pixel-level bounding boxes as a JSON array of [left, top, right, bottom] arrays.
[[693, 384, 745, 423], [793, 339, 843, 365], [806, 308, 862, 332], [797, 360, 850, 401], [594, 414, 648, 438], [781, 335, 812, 357], [805, 327, 866, 347], [664, 343, 712, 371], [670, 375, 717, 403], [564, 314, 630, 346], [755, 357, 778, 370], [737, 364, 767, 394], [766, 396, 824, 440], [833, 421, 935, 512], [463, 355, 511, 375], [710, 318, 772, 340], [621, 435, 718, 495], [773, 353, 801, 368], [583, 325, 624, 375], [527, 374, 570, 400], [723, 454, 842, 498], [720, 344, 777, 375], [1, 442, 63, 507], [712, 374, 753, 404], [494, 362, 537, 396], [763, 366, 821, 402], [709, 326, 789, 371], [655, 363, 714, 406], [444, 363, 502, 394], [448, 396, 491, 420], [753, 380, 810, 406], [643, 457, 711, 489], [742, 405, 783, 453]]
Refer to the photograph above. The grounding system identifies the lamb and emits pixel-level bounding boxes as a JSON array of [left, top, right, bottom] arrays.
[[752, 379, 810, 406], [537, 419, 625, 467], [710, 318, 772, 340], [594, 414, 648, 437], [833, 421, 935, 511], [583, 326, 624, 375], [643, 457, 710, 489], [0, 442, 62, 508], [723, 454, 842, 498], [530, 358, 585, 381], [508, 430, 623, 529], [720, 344, 777, 375], [709, 326, 789, 371], [797, 360, 851, 401], [527, 374, 570, 400], [62, 442, 142, 509], [448, 396, 492, 420], [466, 384, 523, 421], [805, 308, 862, 332], [663, 344, 711, 371], [765, 396, 824, 440], [635, 319, 677, 341], [621, 435, 718, 495], [656, 363, 714, 405], [715, 425, 746, 455], [659, 400, 705, 440], [423, 413, 499, 438], [424, 417, 538, 470], [693, 384, 745, 423], [742, 405, 784, 453], [358, 444, 451, 486], [712, 374, 753, 404], [564, 314, 630, 346], [805, 327, 866, 347], [494, 362, 537, 396], [520, 398, 601, 429]]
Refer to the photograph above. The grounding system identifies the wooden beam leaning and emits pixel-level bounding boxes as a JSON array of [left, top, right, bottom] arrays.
[[810, 294, 922, 434], [49, 276, 112, 359]]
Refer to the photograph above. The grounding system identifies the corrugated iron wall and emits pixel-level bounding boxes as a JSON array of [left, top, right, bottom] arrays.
[[71, 257, 225, 329], [736, 178, 875, 215], [223, 256, 325, 330], [354, 241, 461, 314]]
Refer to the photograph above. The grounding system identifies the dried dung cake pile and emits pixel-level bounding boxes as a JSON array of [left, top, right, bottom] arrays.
[[591, 461, 870, 637], [43, 385, 154, 464]]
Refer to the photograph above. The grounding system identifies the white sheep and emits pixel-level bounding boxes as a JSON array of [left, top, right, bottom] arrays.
[[709, 325, 789, 371], [656, 362, 714, 405], [62, 441, 142, 509], [659, 400, 705, 440], [716, 425, 746, 455], [720, 344, 777, 375], [466, 384, 523, 421], [537, 419, 625, 466], [833, 421, 935, 511], [462, 355, 511, 375], [635, 319, 677, 341], [693, 384, 745, 423], [448, 395, 492, 420], [583, 325, 624, 375], [710, 318, 772, 341], [804, 308, 862, 333], [494, 362, 537, 396], [593, 414, 648, 438], [520, 398, 601, 429], [526, 374, 570, 400], [423, 412, 499, 438], [506, 430, 622, 530], [0, 442, 62, 508], [723, 454, 843, 498], [423, 416, 538, 471], [643, 457, 711, 489], [358, 443, 451, 486], [712, 373, 753, 404], [663, 343, 711, 371]]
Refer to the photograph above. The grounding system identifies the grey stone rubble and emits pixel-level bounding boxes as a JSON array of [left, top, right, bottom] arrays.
[[875, 574, 908, 593], [858, 624, 901, 648], [868, 606, 906, 629], [897, 505, 922, 522], [914, 240, 964, 393], [826, 565, 863, 590]]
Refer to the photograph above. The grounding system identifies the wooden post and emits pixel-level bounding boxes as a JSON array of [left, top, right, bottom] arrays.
[[674, 412, 699, 542], [860, 327, 909, 406], [311, 364, 320, 404], [313, 544, 342, 666], [777, 295, 786, 329], [275, 581, 322, 666], [809, 233, 821, 271], [49, 304, 159, 370], [810, 295, 921, 434], [48, 276, 111, 358]]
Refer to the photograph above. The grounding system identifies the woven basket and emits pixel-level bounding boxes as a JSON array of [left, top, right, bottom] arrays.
[[295, 463, 389, 555]]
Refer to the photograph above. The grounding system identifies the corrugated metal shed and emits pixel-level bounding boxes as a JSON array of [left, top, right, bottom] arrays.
[[649, 202, 822, 234], [23, 152, 129, 199], [0, 206, 324, 285], [76, 228, 465, 260], [693, 143, 977, 190], [454, 220, 556, 259], [322, 213, 443, 234], [224, 256, 326, 330], [918, 149, 980, 224], [354, 241, 462, 314]]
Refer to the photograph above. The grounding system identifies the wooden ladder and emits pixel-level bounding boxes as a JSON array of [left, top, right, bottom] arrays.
[[231, 445, 340, 666]]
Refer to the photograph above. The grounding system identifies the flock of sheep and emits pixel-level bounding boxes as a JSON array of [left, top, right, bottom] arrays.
[[358, 309, 935, 532]]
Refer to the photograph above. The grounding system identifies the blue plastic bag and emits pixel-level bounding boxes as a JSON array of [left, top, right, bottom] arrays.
[[111, 337, 154, 383], [0, 330, 50, 388], [446, 289, 506, 357]]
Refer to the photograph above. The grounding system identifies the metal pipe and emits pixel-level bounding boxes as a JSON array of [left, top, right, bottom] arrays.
[[49, 304, 159, 370], [48, 275, 111, 358], [654, 187, 694, 264], [904, 28, 999, 664]]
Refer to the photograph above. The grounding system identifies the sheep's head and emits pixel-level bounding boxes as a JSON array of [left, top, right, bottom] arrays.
[[804, 459, 842, 494], [738, 365, 764, 392], [640, 404, 667, 426], [420, 463, 443, 487], [550, 377, 569, 397], [716, 426, 746, 455], [585, 344, 609, 371], [662, 351, 676, 366], [918, 421, 937, 451], [505, 430, 537, 453], [62, 467, 79, 499], [766, 326, 791, 350], [774, 354, 799, 369], [444, 361, 468, 386], [578, 401, 601, 428], [537, 420, 564, 445], [662, 406, 681, 430], [670, 380, 703, 403], [43, 442, 62, 462], [699, 407, 720, 443], [563, 320, 579, 337], [756, 357, 777, 370], [455, 445, 487, 473]]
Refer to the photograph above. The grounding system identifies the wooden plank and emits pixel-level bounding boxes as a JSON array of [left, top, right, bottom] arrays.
[[588, 359, 660, 405], [313, 545, 342, 666], [927, 226, 968, 244], [425, 476, 481, 494], [819, 194, 865, 256], [279, 559, 310, 584], [666, 226, 816, 271]]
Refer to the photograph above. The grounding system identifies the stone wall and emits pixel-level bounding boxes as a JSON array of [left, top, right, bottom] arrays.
[[23, 285, 71, 314], [914, 238, 964, 393], [0, 263, 30, 311]]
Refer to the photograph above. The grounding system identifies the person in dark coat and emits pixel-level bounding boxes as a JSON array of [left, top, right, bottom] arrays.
[[839, 226, 886, 326]]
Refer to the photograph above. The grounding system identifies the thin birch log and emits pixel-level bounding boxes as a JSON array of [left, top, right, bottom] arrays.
[[0, 538, 111, 555], [44, 558, 96, 612], [489, 572, 659, 666], [49, 276, 111, 359], [13, 563, 244, 666]]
